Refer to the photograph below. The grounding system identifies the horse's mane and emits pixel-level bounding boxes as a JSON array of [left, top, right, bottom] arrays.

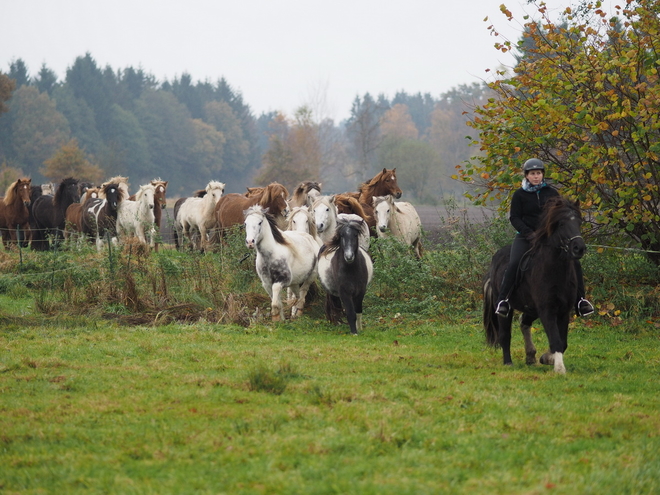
[[530, 196, 581, 248], [291, 181, 321, 201], [206, 181, 226, 193], [334, 194, 372, 223], [100, 181, 126, 202], [4, 178, 30, 204], [135, 183, 155, 201], [372, 194, 393, 208], [53, 177, 79, 207], [103, 176, 130, 197], [245, 205, 289, 245], [312, 195, 336, 212], [151, 178, 168, 188], [245, 186, 264, 198], [259, 183, 289, 207], [82, 187, 100, 202], [325, 216, 364, 254], [286, 206, 318, 237]]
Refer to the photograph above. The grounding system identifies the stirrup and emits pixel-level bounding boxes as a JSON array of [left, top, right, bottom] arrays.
[[495, 299, 511, 317], [577, 298, 594, 317]]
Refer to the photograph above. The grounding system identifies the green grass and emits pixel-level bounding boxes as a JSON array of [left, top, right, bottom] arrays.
[[1, 313, 659, 494]]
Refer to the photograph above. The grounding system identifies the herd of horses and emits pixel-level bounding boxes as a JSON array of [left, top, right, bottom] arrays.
[[0, 169, 587, 373]]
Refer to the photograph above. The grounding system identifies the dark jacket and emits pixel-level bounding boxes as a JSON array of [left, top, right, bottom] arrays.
[[509, 184, 559, 237]]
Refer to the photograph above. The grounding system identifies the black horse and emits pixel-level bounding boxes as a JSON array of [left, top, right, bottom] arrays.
[[81, 181, 125, 250], [318, 215, 374, 335], [30, 177, 80, 251], [483, 197, 586, 374]]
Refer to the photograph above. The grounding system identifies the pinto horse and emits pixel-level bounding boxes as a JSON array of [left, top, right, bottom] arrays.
[[216, 182, 289, 235], [482, 197, 587, 374], [65, 187, 100, 241], [244, 205, 318, 321], [0, 178, 32, 249], [81, 181, 125, 251], [318, 215, 374, 335], [30, 177, 80, 251]]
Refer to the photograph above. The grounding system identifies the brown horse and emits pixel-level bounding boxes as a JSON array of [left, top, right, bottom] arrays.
[[334, 168, 402, 235], [65, 187, 100, 241], [215, 182, 290, 235], [0, 178, 32, 248]]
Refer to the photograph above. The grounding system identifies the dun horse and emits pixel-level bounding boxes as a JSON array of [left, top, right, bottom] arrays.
[[372, 194, 423, 258], [174, 180, 225, 251], [482, 197, 587, 374]]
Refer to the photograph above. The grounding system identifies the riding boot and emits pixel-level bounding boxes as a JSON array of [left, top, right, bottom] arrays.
[[575, 260, 594, 316], [495, 266, 516, 317]]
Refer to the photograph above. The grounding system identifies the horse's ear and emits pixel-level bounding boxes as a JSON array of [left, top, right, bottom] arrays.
[[382, 167, 387, 174], [574, 199, 580, 209]]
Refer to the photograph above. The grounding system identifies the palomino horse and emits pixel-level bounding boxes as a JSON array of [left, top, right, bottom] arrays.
[[30, 177, 80, 251], [483, 197, 587, 374], [81, 181, 125, 251], [244, 205, 318, 321], [318, 215, 374, 335], [0, 178, 32, 249], [117, 183, 156, 247], [216, 182, 289, 234], [175, 180, 225, 251], [372, 195, 423, 258], [65, 187, 100, 241]]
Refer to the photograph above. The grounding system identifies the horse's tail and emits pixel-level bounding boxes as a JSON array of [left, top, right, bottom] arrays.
[[483, 274, 499, 347]]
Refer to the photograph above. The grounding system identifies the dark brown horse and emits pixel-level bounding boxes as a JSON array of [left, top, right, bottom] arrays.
[[30, 177, 80, 251], [0, 178, 32, 249], [215, 182, 290, 235]]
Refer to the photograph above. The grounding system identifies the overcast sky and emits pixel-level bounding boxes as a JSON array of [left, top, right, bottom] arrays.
[[3, 0, 579, 122]]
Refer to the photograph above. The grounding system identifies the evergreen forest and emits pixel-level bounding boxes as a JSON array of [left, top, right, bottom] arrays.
[[0, 54, 487, 200]]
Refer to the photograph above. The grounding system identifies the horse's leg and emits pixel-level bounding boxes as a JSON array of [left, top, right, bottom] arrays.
[[520, 313, 537, 365], [538, 311, 567, 374], [270, 282, 284, 321], [340, 292, 358, 335], [498, 313, 514, 366], [354, 291, 366, 334]]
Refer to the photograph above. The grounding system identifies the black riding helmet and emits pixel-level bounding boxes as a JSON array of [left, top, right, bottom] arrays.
[[523, 158, 545, 174]]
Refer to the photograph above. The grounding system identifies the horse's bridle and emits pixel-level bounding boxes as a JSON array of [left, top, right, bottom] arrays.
[[560, 234, 583, 253]]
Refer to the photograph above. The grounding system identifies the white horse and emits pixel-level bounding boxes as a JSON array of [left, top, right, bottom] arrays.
[[312, 196, 370, 251], [244, 205, 318, 321], [372, 195, 423, 258], [312, 196, 338, 245], [286, 206, 322, 247], [175, 180, 225, 251], [117, 183, 156, 246]]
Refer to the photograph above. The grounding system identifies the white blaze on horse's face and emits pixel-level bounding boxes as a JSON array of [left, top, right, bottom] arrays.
[[244, 213, 262, 249]]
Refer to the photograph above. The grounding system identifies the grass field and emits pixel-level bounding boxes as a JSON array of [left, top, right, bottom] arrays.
[[2, 297, 659, 494]]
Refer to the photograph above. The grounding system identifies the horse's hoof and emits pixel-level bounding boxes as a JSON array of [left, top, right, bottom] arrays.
[[526, 356, 537, 365], [539, 353, 554, 365], [504, 362, 513, 367]]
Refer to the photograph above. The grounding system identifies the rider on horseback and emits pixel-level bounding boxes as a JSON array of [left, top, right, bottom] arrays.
[[494, 158, 595, 318]]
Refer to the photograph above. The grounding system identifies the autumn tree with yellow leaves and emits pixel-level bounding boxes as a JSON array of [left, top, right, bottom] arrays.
[[458, 0, 660, 261]]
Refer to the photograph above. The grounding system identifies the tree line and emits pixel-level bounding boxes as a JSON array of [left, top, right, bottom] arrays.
[[0, 53, 486, 201]]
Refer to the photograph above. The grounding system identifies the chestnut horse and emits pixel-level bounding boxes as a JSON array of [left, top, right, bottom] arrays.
[[288, 180, 322, 208], [0, 178, 32, 249], [335, 168, 402, 235], [215, 182, 290, 235], [65, 187, 100, 241]]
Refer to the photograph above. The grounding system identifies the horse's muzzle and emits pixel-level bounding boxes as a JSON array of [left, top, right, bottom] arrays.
[[24, 200, 31, 207], [569, 237, 586, 259]]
